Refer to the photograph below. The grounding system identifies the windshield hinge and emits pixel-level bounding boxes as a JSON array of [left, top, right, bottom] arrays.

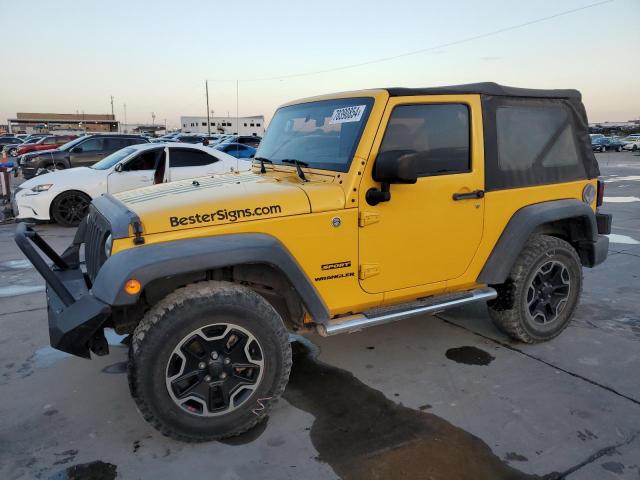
[[358, 211, 380, 227], [359, 263, 380, 280], [131, 220, 145, 245]]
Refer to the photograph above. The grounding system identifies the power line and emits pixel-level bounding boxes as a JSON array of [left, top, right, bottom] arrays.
[[207, 0, 613, 83]]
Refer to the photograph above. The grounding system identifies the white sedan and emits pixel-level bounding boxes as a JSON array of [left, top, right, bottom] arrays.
[[13, 142, 250, 226]]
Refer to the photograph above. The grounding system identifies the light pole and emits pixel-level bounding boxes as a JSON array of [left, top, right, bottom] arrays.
[[206, 80, 211, 136]]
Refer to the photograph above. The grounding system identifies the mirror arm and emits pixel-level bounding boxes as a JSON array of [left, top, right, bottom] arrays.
[[365, 182, 391, 206]]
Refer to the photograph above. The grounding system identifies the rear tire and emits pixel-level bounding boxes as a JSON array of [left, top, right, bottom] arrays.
[[50, 190, 91, 227], [128, 281, 292, 442], [487, 235, 582, 343], [616, 146, 622, 152]]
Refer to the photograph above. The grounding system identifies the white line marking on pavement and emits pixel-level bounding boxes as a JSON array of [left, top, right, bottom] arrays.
[[607, 234, 640, 245], [604, 196, 640, 203], [0, 285, 45, 298], [605, 175, 640, 183], [0, 259, 33, 269]]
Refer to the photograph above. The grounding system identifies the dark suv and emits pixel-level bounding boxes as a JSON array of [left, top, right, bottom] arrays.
[[19, 134, 149, 179]]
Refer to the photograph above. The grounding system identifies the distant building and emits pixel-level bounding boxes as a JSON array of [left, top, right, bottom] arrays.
[[180, 115, 265, 136], [8, 112, 118, 134]]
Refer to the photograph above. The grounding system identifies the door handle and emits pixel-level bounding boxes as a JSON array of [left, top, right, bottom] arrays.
[[452, 190, 484, 201]]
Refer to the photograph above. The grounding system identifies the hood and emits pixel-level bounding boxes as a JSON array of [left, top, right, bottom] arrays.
[[19, 167, 99, 190], [114, 172, 346, 235], [22, 148, 64, 159]]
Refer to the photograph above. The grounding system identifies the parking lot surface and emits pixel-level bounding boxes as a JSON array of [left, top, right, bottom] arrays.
[[0, 152, 638, 480]]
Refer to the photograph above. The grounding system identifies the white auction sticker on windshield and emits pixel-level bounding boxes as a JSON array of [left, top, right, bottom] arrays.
[[329, 105, 366, 124]]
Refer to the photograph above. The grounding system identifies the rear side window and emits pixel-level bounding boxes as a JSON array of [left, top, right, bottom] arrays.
[[169, 149, 216, 167], [78, 137, 105, 152], [497, 106, 579, 170], [484, 98, 588, 190], [379, 104, 470, 177], [104, 138, 129, 150]]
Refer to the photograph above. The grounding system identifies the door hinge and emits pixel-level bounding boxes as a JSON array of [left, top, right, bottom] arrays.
[[359, 211, 380, 227], [359, 263, 380, 280]]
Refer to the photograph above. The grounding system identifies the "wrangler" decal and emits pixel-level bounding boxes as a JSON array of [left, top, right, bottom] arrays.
[[169, 205, 282, 227]]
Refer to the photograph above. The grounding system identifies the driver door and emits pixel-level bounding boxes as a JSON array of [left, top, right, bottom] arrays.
[[107, 148, 165, 194], [358, 95, 485, 294]]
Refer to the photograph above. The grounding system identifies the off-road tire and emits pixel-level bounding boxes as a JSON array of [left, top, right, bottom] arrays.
[[128, 281, 292, 442], [50, 190, 91, 227], [487, 235, 582, 343]]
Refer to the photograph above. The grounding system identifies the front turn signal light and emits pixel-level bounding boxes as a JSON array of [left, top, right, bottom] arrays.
[[124, 279, 141, 295]]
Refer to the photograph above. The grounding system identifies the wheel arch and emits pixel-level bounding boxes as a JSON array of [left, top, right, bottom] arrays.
[[92, 233, 329, 329], [478, 199, 598, 285]]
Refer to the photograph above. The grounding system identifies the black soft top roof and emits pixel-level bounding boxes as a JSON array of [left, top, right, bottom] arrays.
[[385, 82, 581, 100]]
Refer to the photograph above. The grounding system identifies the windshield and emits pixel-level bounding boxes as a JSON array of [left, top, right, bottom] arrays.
[[57, 136, 87, 151], [256, 97, 374, 172], [91, 147, 136, 170]]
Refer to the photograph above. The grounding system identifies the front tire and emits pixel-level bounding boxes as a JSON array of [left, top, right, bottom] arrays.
[[128, 281, 292, 442], [488, 235, 582, 343], [50, 190, 91, 227]]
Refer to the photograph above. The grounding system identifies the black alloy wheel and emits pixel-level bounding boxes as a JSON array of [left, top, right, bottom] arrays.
[[51, 191, 91, 227], [166, 323, 264, 416], [525, 260, 571, 326]]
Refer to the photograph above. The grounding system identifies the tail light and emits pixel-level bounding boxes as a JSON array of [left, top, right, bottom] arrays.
[[596, 179, 605, 207]]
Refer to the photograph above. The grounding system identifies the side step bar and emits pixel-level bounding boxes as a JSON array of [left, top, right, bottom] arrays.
[[317, 287, 497, 337]]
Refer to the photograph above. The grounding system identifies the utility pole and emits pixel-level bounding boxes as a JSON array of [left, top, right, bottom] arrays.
[[110, 96, 114, 117], [205, 80, 211, 135], [163, 118, 167, 132], [123, 103, 127, 133], [151, 112, 156, 125]]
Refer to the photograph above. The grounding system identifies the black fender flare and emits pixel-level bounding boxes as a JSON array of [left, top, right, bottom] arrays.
[[91, 233, 330, 323], [477, 199, 598, 285]]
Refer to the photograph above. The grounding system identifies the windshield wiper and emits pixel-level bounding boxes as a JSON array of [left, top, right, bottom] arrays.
[[281, 159, 308, 182], [254, 156, 272, 174]]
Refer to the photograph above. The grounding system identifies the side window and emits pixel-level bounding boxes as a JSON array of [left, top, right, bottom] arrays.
[[127, 138, 147, 146], [123, 149, 162, 171], [169, 149, 216, 167], [43, 137, 58, 145], [496, 105, 579, 170], [77, 138, 104, 152], [104, 138, 129, 151], [379, 104, 470, 177]]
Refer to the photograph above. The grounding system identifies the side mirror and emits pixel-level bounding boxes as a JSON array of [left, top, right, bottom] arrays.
[[71, 146, 83, 153], [366, 151, 419, 205], [115, 163, 123, 172]]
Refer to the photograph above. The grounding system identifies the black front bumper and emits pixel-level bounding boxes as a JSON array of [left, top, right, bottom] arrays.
[[14, 222, 111, 358]]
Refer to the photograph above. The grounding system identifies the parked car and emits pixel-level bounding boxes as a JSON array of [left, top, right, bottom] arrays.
[[16, 135, 77, 156], [591, 137, 625, 152], [589, 133, 604, 141], [0, 135, 21, 150], [217, 135, 262, 148], [2, 139, 26, 157], [18, 134, 149, 179], [15, 82, 610, 441], [212, 142, 256, 159], [151, 133, 181, 143], [13, 143, 250, 226], [622, 135, 640, 151]]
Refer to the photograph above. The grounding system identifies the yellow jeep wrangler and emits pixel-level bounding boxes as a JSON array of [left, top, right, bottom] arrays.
[[16, 82, 611, 441]]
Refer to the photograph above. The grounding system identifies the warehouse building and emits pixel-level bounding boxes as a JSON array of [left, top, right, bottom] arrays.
[[180, 115, 265, 136], [8, 112, 118, 134]]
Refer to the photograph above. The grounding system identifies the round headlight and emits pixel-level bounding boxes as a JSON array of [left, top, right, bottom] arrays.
[[582, 184, 596, 204], [104, 234, 113, 258]]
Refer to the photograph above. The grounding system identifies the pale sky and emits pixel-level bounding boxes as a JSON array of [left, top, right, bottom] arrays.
[[2, 0, 639, 128]]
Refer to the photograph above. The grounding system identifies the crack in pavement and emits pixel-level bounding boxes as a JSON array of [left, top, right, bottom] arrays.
[[438, 316, 640, 479], [0, 307, 46, 317], [546, 431, 640, 479], [438, 317, 640, 408]]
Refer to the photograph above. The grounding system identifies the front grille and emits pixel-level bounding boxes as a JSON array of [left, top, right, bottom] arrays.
[[85, 206, 111, 282]]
